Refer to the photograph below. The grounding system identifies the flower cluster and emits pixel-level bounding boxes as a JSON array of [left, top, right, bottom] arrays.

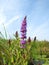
[[20, 16, 27, 48], [28, 37, 31, 43], [15, 31, 18, 39]]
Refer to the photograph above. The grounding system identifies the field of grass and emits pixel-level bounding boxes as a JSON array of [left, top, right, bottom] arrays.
[[0, 18, 49, 65], [0, 36, 49, 65]]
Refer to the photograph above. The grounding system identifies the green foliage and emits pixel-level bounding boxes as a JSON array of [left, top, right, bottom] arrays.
[[0, 34, 49, 65]]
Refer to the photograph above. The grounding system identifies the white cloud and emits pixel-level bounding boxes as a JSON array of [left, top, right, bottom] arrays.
[[5, 15, 20, 27]]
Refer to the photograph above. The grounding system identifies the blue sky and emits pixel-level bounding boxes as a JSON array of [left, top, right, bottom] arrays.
[[0, 0, 49, 41]]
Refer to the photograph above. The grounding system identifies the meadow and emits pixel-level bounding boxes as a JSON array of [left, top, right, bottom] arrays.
[[0, 17, 49, 65], [0, 33, 49, 65]]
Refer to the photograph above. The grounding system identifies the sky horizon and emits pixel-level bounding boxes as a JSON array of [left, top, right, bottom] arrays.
[[0, 0, 49, 41]]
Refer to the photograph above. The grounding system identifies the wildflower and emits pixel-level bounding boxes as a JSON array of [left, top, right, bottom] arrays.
[[28, 37, 31, 43], [15, 31, 18, 39], [8, 39, 11, 46], [20, 40, 26, 44], [34, 36, 36, 42], [20, 16, 27, 48]]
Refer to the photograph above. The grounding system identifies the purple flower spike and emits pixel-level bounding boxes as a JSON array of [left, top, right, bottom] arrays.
[[21, 29, 27, 32], [21, 26, 26, 30], [21, 33, 26, 36], [22, 22, 27, 26], [20, 40, 26, 44], [21, 36, 26, 39], [20, 16, 27, 48]]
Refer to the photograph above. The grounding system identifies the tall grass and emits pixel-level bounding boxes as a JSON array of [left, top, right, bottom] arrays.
[[0, 24, 49, 65], [0, 36, 49, 65]]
